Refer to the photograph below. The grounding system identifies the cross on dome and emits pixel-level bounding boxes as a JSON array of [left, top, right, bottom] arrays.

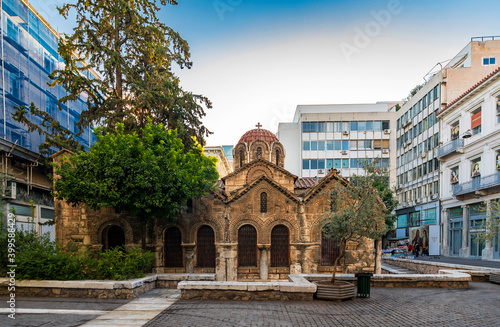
[[256, 122, 262, 129]]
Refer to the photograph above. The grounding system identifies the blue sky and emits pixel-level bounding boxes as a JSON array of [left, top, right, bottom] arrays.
[[33, 0, 500, 146]]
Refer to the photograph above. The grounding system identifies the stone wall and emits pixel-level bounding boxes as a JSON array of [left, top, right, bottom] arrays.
[[181, 289, 313, 301]]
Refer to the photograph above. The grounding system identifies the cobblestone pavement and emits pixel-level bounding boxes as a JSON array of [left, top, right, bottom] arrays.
[[0, 296, 129, 327], [145, 282, 500, 327]]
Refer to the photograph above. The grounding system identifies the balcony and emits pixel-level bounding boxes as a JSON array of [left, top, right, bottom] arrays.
[[452, 171, 500, 200], [437, 138, 464, 159]]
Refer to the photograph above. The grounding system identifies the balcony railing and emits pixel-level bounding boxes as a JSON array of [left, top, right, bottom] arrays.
[[437, 138, 464, 159], [452, 171, 500, 196]]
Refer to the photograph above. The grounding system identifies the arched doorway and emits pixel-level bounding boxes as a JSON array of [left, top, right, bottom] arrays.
[[320, 231, 340, 266], [164, 227, 183, 267], [270, 225, 289, 267], [238, 225, 257, 267], [197, 225, 215, 267], [103, 225, 125, 250]]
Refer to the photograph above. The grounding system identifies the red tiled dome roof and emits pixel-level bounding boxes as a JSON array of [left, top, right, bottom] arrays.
[[238, 128, 278, 144]]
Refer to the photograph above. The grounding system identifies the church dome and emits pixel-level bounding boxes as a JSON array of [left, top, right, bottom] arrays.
[[238, 127, 278, 145]]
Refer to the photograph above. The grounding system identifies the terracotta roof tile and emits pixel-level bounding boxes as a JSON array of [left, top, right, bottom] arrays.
[[238, 128, 279, 144], [294, 177, 318, 189]]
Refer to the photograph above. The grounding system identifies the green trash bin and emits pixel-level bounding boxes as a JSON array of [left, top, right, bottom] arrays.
[[355, 273, 373, 298]]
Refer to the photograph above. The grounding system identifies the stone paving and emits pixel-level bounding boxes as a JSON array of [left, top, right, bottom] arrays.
[[145, 282, 500, 327]]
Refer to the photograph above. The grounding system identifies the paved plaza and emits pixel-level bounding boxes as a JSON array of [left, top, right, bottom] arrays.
[[0, 282, 499, 327]]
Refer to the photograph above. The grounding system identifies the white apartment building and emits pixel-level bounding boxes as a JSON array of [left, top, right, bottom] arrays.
[[277, 103, 398, 184], [438, 67, 500, 260], [394, 37, 500, 255]]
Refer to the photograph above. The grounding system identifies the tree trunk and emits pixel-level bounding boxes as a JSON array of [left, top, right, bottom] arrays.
[[331, 240, 346, 284], [141, 220, 147, 250], [374, 239, 382, 274]]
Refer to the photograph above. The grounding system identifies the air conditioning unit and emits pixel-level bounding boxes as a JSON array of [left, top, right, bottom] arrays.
[[396, 184, 401, 190], [341, 150, 348, 155], [384, 129, 391, 134], [382, 149, 389, 154], [318, 169, 325, 174], [2, 182, 16, 199], [342, 131, 349, 136], [431, 194, 438, 200], [421, 152, 427, 158], [415, 198, 421, 204]]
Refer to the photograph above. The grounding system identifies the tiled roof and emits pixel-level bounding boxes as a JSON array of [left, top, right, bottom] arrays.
[[438, 66, 500, 116], [294, 177, 318, 189], [238, 128, 279, 144]]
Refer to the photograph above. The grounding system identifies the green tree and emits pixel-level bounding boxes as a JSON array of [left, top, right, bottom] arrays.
[[472, 200, 500, 256], [52, 122, 219, 248], [322, 167, 388, 284], [13, 0, 210, 155]]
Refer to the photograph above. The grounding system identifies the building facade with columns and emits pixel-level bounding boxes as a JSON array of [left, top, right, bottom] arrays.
[[438, 66, 500, 259], [54, 126, 375, 280]]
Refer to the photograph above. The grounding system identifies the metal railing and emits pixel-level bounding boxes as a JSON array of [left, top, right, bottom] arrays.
[[437, 138, 464, 158], [452, 171, 500, 195]]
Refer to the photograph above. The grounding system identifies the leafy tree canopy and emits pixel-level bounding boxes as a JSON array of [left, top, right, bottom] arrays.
[[14, 0, 211, 155], [52, 122, 218, 223], [322, 163, 390, 282]]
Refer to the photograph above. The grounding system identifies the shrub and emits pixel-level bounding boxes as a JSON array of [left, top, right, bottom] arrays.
[[0, 217, 154, 280]]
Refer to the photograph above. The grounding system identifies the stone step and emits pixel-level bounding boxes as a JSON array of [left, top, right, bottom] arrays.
[[490, 272, 500, 284]]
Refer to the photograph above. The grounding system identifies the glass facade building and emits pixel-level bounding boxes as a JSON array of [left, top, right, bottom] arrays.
[[0, 0, 93, 153]]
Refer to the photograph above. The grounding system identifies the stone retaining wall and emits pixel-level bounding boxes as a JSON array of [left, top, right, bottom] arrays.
[[0, 273, 216, 299], [383, 258, 500, 282]]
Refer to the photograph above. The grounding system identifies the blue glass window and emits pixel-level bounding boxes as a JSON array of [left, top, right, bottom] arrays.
[[366, 121, 373, 131], [311, 160, 318, 169], [334, 140, 341, 150], [303, 141, 310, 151], [373, 121, 382, 131], [350, 122, 358, 131], [326, 140, 334, 150], [358, 121, 365, 131], [350, 158, 358, 168], [342, 141, 349, 150], [326, 159, 333, 169], [342, 159, 349, 169], [302, 122, 310, 133], [334, 159, 341, 169], [310, 141, 317, 151], [302, 160, 309, 169], [318, 141, 325, 151], [318, 160, 325, 170]]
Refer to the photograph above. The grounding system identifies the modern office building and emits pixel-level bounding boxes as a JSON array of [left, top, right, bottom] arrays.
[[0, 0, 95, 239], [277, 103, 398, 185], [394, 37, 500, 255], [438, 66, 500, 259]]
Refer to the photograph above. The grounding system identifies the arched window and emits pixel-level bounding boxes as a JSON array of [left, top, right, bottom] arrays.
[[197, 225, 215, 267], [239, 149, 244, 167], [321, 231, 340, 266], [257, 147, 262, 159], [238, 225, 257, 267], [275, 149, 280, 166], [164, 227, 183, 267], [104, 225, 125, 250], [271, 225, 289, 267], [260, 192, 267, 213]]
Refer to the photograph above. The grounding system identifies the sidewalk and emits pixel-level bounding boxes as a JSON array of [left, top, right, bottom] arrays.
[[411, 255, 500, 269]]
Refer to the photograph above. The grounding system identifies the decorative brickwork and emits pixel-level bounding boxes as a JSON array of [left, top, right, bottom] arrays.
[[53, 129, 375, 281]]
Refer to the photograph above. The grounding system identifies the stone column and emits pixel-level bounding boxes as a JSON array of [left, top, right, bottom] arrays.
[[482, 200, 494, 260], [441, 208, 449, 256], [182, 244, 196, 273], [216, 243, 238, 281], [461, 205, 469, 258], [258, 244, 270, 280]]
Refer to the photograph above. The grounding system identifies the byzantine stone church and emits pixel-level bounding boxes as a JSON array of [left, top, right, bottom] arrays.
[[54, 126, 374, 281]]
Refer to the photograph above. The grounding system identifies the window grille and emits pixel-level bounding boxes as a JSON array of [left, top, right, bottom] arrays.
[[164, 227, 183, 267], [197, 225, 215, 267], [238, 225, 257, 266], [271, 225, 289, 267]]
